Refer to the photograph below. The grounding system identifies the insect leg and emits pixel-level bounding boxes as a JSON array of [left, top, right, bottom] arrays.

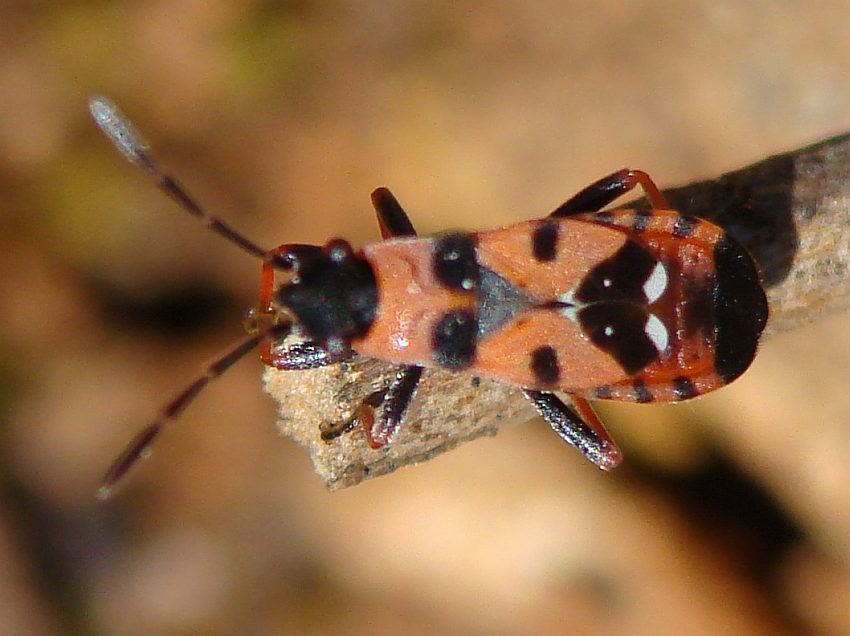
[[269, 341, 351, 370], [371, 187, 417, 238], [522, 389, 622, 470], [365, 365, 425, 448], [320, 387, 386, 442], [322, 365, 424, 447], [549, 168, 671, 217]]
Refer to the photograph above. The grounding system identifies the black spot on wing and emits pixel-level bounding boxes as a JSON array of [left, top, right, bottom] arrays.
[[593, 210, 615, 225], [432, 309, 478, 370], [433, 233, 479, 292], [530, 345, 560, 385], [579, 303, 658, 375], [575, 240, 657, 304], [531, 220, 559, 262], [713, 236, 768, 383]]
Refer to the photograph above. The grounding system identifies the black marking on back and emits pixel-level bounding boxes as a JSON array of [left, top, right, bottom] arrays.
[[672, 377, 697, 400], [673, 214, 697, 238], [530, 345, 560, 385], [531, 220, 559, 262], [433, 233, 479, 292], [713, 236, 768, 383], [575, 239, 657, 304], [579, 303, 658, 375], [432, 309, 478, 370], [477, 267, 533, 338], [633, 380, 653, 403]]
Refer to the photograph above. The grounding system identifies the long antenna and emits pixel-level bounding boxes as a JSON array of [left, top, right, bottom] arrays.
[[88, 96, 289, 268], [89, 95, 296, 498], [97, 321, 292, 500]]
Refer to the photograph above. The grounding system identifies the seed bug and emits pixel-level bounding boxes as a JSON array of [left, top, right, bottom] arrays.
[[90, 96, 768, 498]]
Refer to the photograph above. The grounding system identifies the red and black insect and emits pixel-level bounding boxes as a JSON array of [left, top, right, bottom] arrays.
[[90, 97, 768, 498]]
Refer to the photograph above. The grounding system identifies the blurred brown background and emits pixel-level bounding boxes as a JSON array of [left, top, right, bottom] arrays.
[[2, 1, 850, 634]]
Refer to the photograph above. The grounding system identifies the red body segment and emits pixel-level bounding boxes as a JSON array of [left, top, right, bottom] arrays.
[[355, 208, 737, 402], [572, 209, 728, 401], [474, 218, 626, 299], [354, 238, 476, 363]]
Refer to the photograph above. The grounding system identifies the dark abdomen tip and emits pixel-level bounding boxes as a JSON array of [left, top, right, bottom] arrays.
[[713, 236, 769, 383]]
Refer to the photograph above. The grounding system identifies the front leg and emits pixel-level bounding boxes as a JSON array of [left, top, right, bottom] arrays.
[[320, 366, 424, 447], [363, 365, 424, 448], [268, 341, 351, 370], [522, 390, 622, 470], [371, 186, 417, 238], [269, 338, 422, 448]]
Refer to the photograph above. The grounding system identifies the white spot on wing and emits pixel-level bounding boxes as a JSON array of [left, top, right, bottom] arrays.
[[558, 289, 576, 305], [558, 289, 578, 323], [559, 306, 578, 323], [643, 261, 668, 303], [645, 313, 669, 353]]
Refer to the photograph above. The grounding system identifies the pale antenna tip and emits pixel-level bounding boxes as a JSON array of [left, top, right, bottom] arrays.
[[88, 95, 153, 171], [95, 485, 112, 501]]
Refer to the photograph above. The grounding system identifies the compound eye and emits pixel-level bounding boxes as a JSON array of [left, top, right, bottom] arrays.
[[325, 239, 354, 263], [274, 244, 325, 272]]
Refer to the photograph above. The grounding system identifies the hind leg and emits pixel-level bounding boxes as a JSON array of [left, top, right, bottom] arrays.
[[522, 390, 622, 470], [550, 169, 670, 217]]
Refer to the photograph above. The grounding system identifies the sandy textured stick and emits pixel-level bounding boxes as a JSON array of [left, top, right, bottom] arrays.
[[265, 134, 850, 490]]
